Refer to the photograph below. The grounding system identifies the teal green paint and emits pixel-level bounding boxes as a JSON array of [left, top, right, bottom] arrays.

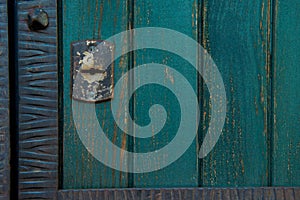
[[201, 0, 270, 186], [61, 0, 300, 189], [272, 0, 300, 186], [133, 0, 199, 187], [62, 0, 129, 188]]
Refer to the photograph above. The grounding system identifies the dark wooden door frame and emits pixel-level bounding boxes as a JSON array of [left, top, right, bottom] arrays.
[[0, 0, 10, 199], [0, 0, 299, 199]]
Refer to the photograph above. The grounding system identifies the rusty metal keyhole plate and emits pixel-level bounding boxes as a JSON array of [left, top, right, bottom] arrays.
[[71, 40, 114, 102]]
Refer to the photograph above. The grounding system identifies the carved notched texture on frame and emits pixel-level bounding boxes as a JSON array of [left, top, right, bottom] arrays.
[[18, 0, 58, 199]]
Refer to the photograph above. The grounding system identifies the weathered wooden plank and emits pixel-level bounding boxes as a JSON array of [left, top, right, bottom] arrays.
[[17, 0, 58, 199], [62, 0, 130, 188], [201, 0, 271, 186], [0, 0, 10, 199], [272, 0, 300, 186], [58, 187, 300, 200], [133, 0, 199, 187]]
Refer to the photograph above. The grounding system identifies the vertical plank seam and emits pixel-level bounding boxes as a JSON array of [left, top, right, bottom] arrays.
[[198, 0, 208, 187], [128, 0, 134, 188], [269, 0, 278, 187], [57, 0, 64, 190], [267, 0, 274, 187], [197, 0, 202, 187]]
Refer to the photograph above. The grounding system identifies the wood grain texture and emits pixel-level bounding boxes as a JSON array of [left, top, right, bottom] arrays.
[[58, 187, 300, 200], [17, 0, 58, 199], [201, 0, 271, 186], [62, 0, 130, 188], [272, 0, 300, 186], [133, 0, 199, 187], [0, 0, 10, 199], [4, 0, 299, 197]]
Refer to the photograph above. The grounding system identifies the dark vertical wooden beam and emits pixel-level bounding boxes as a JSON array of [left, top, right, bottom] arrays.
[[272, 0, 300, 186], [0, 0, 10, 199], [17, 0, 58, 199], [7, 0, 17, 199]]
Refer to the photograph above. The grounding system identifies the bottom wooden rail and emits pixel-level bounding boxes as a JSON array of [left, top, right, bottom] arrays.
[[58, 187, 300, 200]]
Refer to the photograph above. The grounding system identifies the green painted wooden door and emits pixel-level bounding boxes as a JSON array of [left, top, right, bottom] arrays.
[[62, 0, 300, 188]]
